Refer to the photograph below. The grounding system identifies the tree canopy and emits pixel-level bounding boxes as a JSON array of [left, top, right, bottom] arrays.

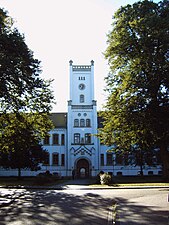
[[0, 8, 54, 113], [0, 113, 52, 177], [99, 0, 169, 179], [0, 8, 55, 175]]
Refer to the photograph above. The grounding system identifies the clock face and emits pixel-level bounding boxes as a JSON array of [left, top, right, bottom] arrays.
[[79, 83, 85, 90]]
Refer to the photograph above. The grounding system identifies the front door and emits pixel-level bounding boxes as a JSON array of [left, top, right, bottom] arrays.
[[76, 159, 90, 178]]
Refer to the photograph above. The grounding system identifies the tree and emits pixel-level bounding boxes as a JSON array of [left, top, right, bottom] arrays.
[[0, 8, 55, 176], [0, 113, 53, 177], [0, 8, 54, 113], [99, 0, 169, 179]]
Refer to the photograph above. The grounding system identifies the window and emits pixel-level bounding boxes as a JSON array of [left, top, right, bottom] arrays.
[[80, 94, 84, 103], [107, 153, 113, 165], [61, 154, 65, 166], [52, 153, 59, 165], [86, 119, 91, 127], [43, 135, 50, 145], [85, 133, 91, 144], [100, 154, 104, 166], [79, 76, 85, 80], [116, 153, 123, 165], [61, 134, 65, 145], [53, 134, 59, 145], [74, 133, 80, 144], [43, 152, 50, 165], [80, 119, 85, 127], [74, 119, 79, 127]]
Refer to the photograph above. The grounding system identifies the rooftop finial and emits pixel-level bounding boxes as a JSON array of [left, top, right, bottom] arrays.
[[69, 60, 73, 66], [91, 60, 94, 65]]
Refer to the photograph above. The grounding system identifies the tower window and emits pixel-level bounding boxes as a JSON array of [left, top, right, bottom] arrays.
[[85, 133, 91, 144], [74, 133, 80, 144], [86, 119, 91, 127], [80, 119, 85, 127], [80, 94, 84, 103], [74, 119, 79, 127], [79, 76, 85, 80]]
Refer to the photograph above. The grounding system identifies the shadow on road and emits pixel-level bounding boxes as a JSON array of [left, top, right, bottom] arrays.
[[0, 189, 111, 225], [0, 188, 168, 225]]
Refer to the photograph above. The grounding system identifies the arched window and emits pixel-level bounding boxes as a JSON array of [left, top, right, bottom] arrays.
[[74, 133, 80, 144], [85, 133, 91, 144], [80, 94, 84, 103], [53, 133, 59, 145], [86, 119, 91, 127], [74, 119, 79, 127], [80, 119, 85, 127]]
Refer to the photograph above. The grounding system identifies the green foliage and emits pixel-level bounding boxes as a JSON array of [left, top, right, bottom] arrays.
[[100, 173, 112, 185], [99, 0, 169, 178], [0, 8, 55, 175], [0, 8, 55, 113], [0, 113, 54, 175]]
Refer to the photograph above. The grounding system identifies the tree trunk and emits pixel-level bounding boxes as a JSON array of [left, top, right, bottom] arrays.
[[160, 144, 169, 181], [18, 167, 21, 179]]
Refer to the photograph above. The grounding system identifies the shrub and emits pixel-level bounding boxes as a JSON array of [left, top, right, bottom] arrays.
[[100, 173, 112, 185]]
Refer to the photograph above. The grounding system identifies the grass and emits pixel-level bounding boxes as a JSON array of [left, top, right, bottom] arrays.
[[91, 175, 169, 187], [0, 176, 169, 188], [0, 177, 68, 187]]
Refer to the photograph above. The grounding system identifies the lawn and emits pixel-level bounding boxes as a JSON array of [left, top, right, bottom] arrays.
[[0, 176, 169, 188], [92, 175, 169, 187], [0, 177, 67, 187]]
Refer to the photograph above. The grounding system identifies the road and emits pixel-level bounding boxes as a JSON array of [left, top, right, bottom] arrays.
[[0, 185, 168, 225]]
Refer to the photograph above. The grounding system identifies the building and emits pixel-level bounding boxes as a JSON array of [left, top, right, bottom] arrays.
[[0, 61, 162, 177]]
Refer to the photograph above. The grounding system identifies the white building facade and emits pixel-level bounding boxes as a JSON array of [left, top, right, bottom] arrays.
[[0, 61, 162, 177]]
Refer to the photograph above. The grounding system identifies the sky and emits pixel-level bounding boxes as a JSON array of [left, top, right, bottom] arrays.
[[0, 0, 160, 112]]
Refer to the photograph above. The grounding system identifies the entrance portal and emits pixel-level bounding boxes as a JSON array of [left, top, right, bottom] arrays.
[[76, 159, 90, 178]]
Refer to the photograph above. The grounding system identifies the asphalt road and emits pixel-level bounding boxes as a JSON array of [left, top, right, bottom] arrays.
[[0, 185, 168, 225]]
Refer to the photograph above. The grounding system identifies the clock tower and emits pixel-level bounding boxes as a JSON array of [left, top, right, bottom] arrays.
[[67, 60, 99, 178]]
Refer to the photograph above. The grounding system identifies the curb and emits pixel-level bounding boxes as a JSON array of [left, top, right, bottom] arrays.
[[0, 185, 169, 190]]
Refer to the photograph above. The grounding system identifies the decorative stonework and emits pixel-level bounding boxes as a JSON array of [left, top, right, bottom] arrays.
[[72, 65, 91, 71], [68, 100, 72, 106], [71, 105, 93, 109]]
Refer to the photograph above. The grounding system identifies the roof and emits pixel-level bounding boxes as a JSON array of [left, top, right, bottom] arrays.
[[49, 112, 104, 129], [49, 113, 67, 128]]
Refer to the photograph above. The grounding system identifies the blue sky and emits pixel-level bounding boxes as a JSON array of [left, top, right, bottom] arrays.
[[0, 0, 160, 112]]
